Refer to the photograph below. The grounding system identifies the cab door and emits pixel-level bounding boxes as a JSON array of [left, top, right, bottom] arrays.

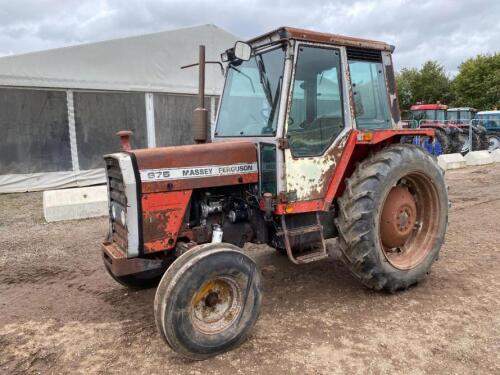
[[283, 43, 352, 202]]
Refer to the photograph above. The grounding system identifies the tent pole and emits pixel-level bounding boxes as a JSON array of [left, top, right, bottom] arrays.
[[66, 90, 80, 173]]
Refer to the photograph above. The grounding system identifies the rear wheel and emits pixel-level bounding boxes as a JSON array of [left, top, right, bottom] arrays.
[[472, 128, 488, 151], [154, 243, 262, 360], [435, 128, 453, 154], [336, 144, 448, 292]]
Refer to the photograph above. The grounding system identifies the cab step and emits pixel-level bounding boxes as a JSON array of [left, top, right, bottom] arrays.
[[280, 212, 328, 264]]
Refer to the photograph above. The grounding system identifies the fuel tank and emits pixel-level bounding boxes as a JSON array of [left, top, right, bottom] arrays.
[[132, 141, 259, 193]]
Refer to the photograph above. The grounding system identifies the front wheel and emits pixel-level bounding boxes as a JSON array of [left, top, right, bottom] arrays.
[[488, 134, 500, 151], [154, 243, 262, 360], [336, 144, 448, 292]]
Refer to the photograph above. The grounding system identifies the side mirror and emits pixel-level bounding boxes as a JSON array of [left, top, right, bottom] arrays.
[[234, 41, 252, 61]]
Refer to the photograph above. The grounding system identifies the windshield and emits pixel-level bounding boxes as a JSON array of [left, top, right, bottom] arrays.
[[411, 109, 446, 122], [215, 47, 285, 137], [476, 113, 500, 128], [447, 111, 458, 121]]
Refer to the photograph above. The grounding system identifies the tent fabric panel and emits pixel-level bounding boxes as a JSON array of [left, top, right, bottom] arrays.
[[0, 88, 71, 174], [74, 91, 148, 170], [154, 94, 217, 147], [0, 168, 105, 193]]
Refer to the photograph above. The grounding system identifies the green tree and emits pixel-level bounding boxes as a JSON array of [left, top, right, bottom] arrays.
[[396, 61, 453, 113], [396, 67, 419, 112], [452, 53, 500, 110]]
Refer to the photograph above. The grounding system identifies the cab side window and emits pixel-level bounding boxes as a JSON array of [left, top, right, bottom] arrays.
[[287, 46, 344, 157], [348, 50, 391, 129]]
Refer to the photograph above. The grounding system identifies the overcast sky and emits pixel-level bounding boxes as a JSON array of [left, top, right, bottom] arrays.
[[0, 0, 498, 75]]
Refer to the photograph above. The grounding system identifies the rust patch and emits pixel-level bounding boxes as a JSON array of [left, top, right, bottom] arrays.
[[141, 190, 192, 253]]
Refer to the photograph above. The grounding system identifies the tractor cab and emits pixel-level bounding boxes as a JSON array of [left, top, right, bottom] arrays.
[[410, 103, 448, 124], [475, 110, 500, 130], [214, 27, 399, 202], [475, 110, 500, 151], [447, 107, 477, 123]]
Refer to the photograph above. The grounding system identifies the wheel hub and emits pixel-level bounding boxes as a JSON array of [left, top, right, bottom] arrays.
[[380, 186, 417, 249], [190, 277, 242, 335]]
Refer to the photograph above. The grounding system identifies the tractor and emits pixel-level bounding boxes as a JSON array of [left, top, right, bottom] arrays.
[[409, 103, 461, 154], [102, 27, 448, 360], [447, 107, 489, 153], [475, 110, 500, 151]]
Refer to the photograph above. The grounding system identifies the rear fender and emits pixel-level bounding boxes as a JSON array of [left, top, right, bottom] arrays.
[[274, 129, 435, 214]]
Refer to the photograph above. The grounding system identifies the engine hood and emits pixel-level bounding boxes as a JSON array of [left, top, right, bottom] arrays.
[[131, 141, 259, 193]]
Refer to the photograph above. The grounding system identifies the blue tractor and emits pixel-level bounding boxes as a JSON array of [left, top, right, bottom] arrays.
[[475, 110, 500, 151]]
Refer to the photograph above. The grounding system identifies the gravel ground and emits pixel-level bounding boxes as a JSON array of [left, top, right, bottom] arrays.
[[1, 164, 499, 374]]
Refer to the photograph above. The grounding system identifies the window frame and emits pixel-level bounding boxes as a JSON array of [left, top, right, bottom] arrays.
[[285, 43, 347, 158]]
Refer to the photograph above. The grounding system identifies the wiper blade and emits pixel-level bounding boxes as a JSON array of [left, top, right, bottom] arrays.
[[255, 55, 274, 107]]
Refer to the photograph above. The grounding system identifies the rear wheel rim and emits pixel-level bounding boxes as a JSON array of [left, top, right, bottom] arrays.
[[189, 276, 243, 335], [379, 173, 440, 270]]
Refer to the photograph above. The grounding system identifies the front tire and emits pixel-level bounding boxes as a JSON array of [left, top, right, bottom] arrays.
[[154, 243, 262, 360], [335, 144, 448, 292], [488, 134, 500, 151]]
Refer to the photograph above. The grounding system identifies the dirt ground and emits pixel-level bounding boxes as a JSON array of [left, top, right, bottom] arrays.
[[1, 164, 499, 374]]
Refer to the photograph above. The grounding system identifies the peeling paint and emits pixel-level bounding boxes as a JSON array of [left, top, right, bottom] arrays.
[[284, 131, 350, 201]]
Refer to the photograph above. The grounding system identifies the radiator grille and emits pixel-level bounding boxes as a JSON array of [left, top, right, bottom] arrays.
[[105, 157, 128, 251]]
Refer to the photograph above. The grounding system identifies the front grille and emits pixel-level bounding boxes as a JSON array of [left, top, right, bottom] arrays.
[[105, 157, 128, 251]]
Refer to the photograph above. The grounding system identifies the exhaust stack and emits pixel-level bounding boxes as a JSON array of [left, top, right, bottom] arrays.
[[193, 45, 208, 143]]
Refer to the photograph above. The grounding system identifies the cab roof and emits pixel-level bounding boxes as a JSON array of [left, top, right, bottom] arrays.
[[411, 103, 448, 111], [477, 110, 500, 115], [448, 107, 477, 112], [248, 26, 394, 52]]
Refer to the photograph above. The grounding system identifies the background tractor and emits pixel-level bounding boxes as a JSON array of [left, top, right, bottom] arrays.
[[409, 103, 460, 154], [475, 110, 500, 151], [447, 107, 489, 153], [102, 27, 449, 359]]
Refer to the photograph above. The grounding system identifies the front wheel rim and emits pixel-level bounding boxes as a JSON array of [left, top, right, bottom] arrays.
[[189, 276, 243, 335], [489, 136, 500, 151], [379, 173, 441, 270]]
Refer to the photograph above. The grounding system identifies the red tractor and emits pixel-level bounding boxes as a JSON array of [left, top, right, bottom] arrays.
[[409, 103, 461, 154], [102, 27, 448, 359], [410, 104, 487, 154]]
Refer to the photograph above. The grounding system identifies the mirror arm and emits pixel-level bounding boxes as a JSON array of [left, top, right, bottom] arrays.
[[181, 61, 225, 75]]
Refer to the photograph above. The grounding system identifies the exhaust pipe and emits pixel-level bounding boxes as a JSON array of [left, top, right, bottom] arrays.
[[193, 45, 208, 143]]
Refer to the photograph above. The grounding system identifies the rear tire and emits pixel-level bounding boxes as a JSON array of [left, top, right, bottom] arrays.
[[335, 144, 448, 292], [474, 127, 489, 150], [154, 243, 262, 360], [434, 129, 452, 154]]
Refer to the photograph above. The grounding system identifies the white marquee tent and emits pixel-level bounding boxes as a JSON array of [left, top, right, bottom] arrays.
[[0, 24, 237, 193]]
